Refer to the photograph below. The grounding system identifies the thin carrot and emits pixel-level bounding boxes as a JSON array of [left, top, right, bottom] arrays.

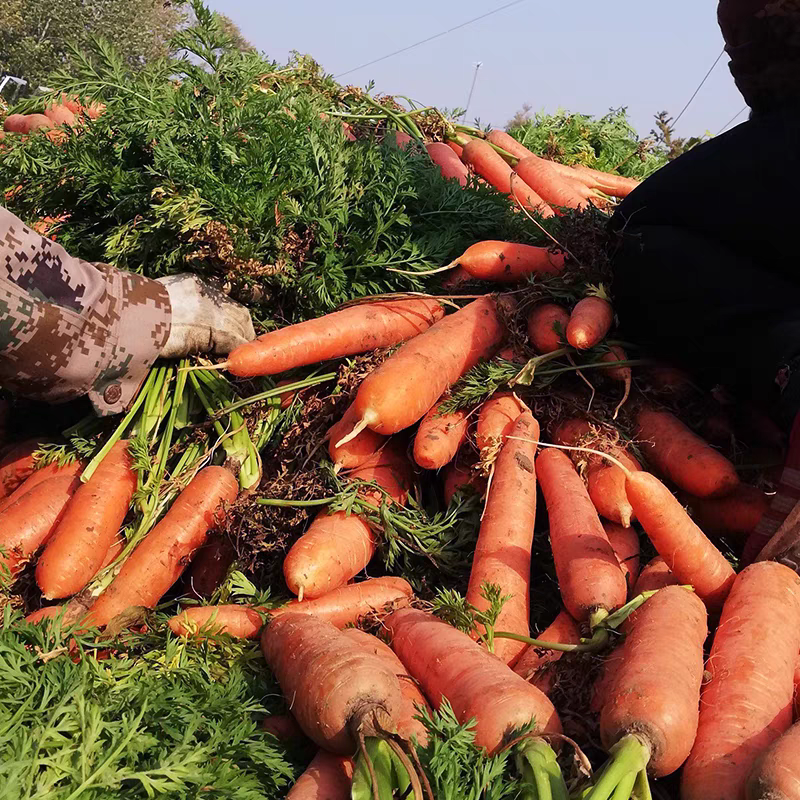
[[413, 401, 468, 470], [452, 241, 565, 284], [636, 407, 740, 498], [515, 155, 597, 211], [603, 520, 640, 594], [536, 448, 627, 622], [36, 440, 137, 599], [687, 484, 768, 538], [632, 556, 677, 595], [387, 130, 413, 149], [476, 392, 528, 457], [566, 296, 613, 350], [385, 608, 562, 754], [25, 605, 64, 625], [168, 576, 413, 638], [348, 296, 506, 436], [600, 345, 631, 382], [512, 609, 581, 694], [0, 438, 44, 499], [467, 412, 539, 666], [625, 471, 735, 609], [442, 453, 485, 504], [425, 142, 469, 186], [87, 466, 238, 627], [0, 475, 79, 580], [527, 303, 569, 354], [287, 751, 354, 800], [485, 129, 535, 161], [328, 402, 387, 471], [569, 164, 640, 199], [224, 298, 444, 377], [447, 140, 464, 158], [682, 562, 800, 800], [440, 265, 473, 289]]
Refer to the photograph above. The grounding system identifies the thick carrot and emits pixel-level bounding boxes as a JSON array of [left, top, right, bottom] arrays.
[[475, 392, 527, 457], [570, 164, 640, 199], [440, 265, 473, 289], [447, 140, 464, 158], [461, 139, 555, 217], [0, 438, 43, 499], [262, 713, 306, 743], [601, 344, 631, 382], [387, 130, 413, 149], [287, 751, 354, 800], [442, 453, 485, 504], [385, 608, 561, 753], [636, 408, 740, 498], [603, 520, 640, 593], [187, 536, 236, 597], [626, 471, 735, 608], [0, 475, 79, 580], [452, 240, 565, 284], [527, 303, 569, 353], [536, 448, 627, 621], [44, 104, 77, 127], [36, 440, 137, 599], [746, 722, 800, 800], [512, 609, 581, 695], [598, 586, 707, 781], [688, 484, 768, 538], [25, 605, 64, 624], [566, 296, 613, 350], [328, 402, 387, 471], [225, 298, 444, 377], [467, 412, 539, 666], [682, 563, 800, 800], [486, 129, 535, 160], [342, 628, 430, 745], [0, 459, 82, 514], [632, 556, 678, 595], [168, 576, 413, 638], [350, 296, 506, 435], [87, 466, 238, 627], [426, 142, 469, 186], [22, 114, 54, 133], [515, 155, 596, 210], [261, 612, 406, 753], [413, 401, 468, 470], [3, 114, 28, 133]]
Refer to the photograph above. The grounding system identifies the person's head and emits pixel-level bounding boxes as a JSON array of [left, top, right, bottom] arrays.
[[718, 0, 800, 113]]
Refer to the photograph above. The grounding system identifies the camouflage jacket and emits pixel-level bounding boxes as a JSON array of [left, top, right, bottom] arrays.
[[0, 207, 171, 415]]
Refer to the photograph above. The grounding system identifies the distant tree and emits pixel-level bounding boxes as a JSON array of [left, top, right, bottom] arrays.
[[506, 103, 532, 131], [215, 13, 254, 53], [0, 0, 187, 90], [651, 111, 706, 160]]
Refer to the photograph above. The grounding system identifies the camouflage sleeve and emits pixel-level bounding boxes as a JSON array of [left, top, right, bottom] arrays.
[[0, 206, 171, 416]]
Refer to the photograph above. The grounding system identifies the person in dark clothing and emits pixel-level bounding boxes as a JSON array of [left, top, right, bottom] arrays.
[[610, 0, 800, 563]]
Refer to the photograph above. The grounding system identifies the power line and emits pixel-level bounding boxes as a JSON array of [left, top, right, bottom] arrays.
[[715, 105, 748, 136], [335, 0, 526, 78], [673, 48, 726, 127], [463, 62, 482, 120]]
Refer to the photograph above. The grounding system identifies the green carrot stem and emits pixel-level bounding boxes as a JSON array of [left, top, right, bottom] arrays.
[[633, 769, 652, 800], [493, 628, 608, 654], [256, 497, 334, 508], [584, 735, 650, 800], [215, 372, 336, 416], [611, 770, 638, 800]]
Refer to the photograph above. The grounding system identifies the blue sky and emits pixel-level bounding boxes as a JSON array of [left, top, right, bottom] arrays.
[[208, 0, 747, 139]]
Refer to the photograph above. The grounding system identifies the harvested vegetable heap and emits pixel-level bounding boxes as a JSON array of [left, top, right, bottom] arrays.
[[2, 5, 795, 800]]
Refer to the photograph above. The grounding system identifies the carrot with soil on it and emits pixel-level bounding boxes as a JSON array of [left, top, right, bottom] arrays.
[[36, 440, 137, 600], [476, 392, 528, 458], [0, 438, 44, 499], [168, 576, 413, 638], [187, 536, 236, 597], [412, 401, 469, 470], [0, 459, 83, 514], [343, 296, 507, 438], [224, 297, 444, 377], [527, 303, 570, 354], [442, 452, 485, 504], [512, 609, 581, 694], [467, 412, 540, 666], [535, 448, 628, 624], [585, 585, 708, 800], [632, 556, 678, 595], [603, 520, 640, 594], [287, 751, 354, 800], [746, 722, 800, 800], [87, 466, 238, 627], [447, 240, 565, 284], [687, 484, 768, 538], [328, 402, 388, 471], [635, 407, 740, 498], [566, 296, 614, 350], [681, 562, 800, 800]]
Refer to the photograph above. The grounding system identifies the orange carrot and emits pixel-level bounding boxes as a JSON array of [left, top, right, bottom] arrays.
[[261, 613, 406, 754], [601, 345, 631, 382], [636, 407, 740, 498], [515, 155, 596, 210], [0, 459, 82, 514], [413, 401, 468, 470], [168, 577, 413, 638], [44, 104, 77, 127], [452, 240, 565, 284], [682, 563, 800, 800], [688, 484, 768, 538], [570, 164, 640, 199], [598, 586, 708, 780], [25, 606, 62, 624], [225, 298, 444, 377], [21, 114, 54, 133], [746, 722, 800, 800], [512, 609, 581, 695], [187, 536, 236, 597], [603, 520, 640, 593], [262, 714, 306, 743], [0, 475, 79, 580], [475, 392, 527, 457], [536, 448, 627, 622], [3, 114, 28, 133], [566, 296, 613, 350], [447, 140, 464, 158], [0, 438, 43, 499], [527, 303, 569, 353], [633, 556, 678, 595], [385, 608, 561, 754], [440, 265, 473, 289], [461, 139, 555, 217], [328, 402, 387, 471], [87, 467, 238, 627], [387, 130, 413, 149], [485, 129, 535, 160], [342, 628, 430, 745], [36, 441, 137, 599], [349, 296, 506, 436], [287, 751, 354, 800], [625, 471, 735, 608], [284, 445, 411, 599], [426, 142, 469, 186], [442, 453, 485, 504], [275, 379, 303, 410], [467, 412, 539, 666]]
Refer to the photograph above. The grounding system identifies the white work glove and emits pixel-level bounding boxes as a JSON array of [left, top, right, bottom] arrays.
[[157, 274, 256, 358]]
